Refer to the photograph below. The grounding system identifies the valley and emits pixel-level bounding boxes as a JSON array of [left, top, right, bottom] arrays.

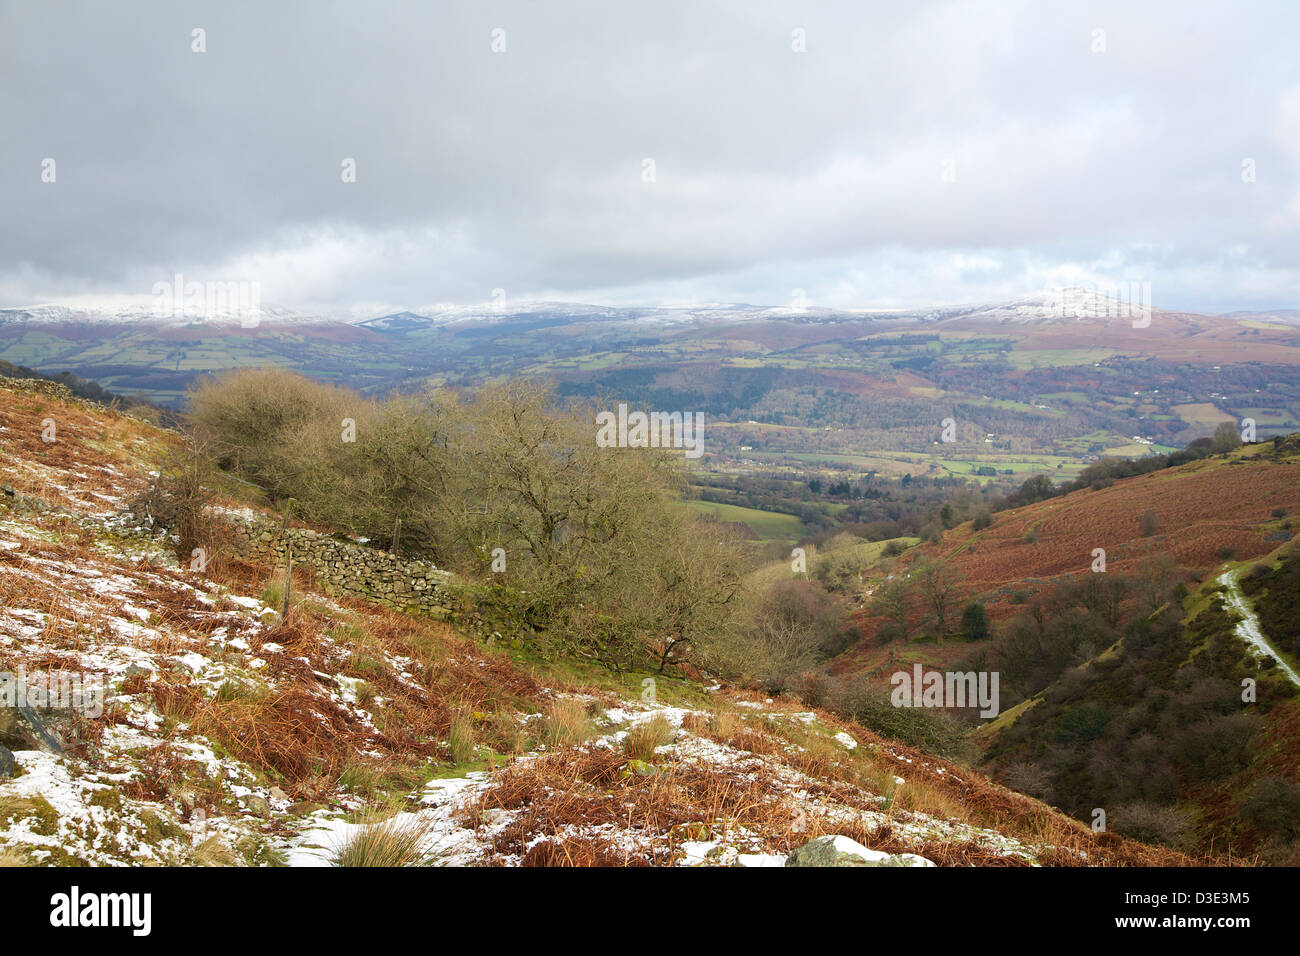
[[0, 375, 1198, 868], [5, 299, 1300, 496]]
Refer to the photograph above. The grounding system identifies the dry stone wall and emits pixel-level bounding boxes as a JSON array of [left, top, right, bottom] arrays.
[[0, 374, 453, 614], [227, 517, 452, 615], [0, 376, 77, 402]]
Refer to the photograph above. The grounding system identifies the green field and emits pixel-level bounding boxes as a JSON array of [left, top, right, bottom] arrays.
[[687, 500, 807, 540]]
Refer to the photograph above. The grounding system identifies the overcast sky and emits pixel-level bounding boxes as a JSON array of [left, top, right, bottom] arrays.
[[2, 0, 1298, 315]]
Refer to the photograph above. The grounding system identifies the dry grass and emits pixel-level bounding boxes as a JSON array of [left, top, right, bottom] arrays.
[[336, 756, 430, 799], [461, 700, 1206, 868], [467, 745, 820, 865], [0, 383, 165, 512], [188, 836, 240, 867], [521, 836, 650, 867], [191, 687, 357, 782], [0, 845, 30, 867], [622, 716, 674, 761], [132, 597, 552, 789], [486, 710, 529, 755], [331, 812, 439, 867], [705, 711, 781, 756], [446, 711, 478, 764], [541, 698, 593, 748], [835, 732, 1204, 866]]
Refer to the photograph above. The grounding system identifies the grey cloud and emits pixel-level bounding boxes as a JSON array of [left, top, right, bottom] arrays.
[[1, 0, 1297, 312]]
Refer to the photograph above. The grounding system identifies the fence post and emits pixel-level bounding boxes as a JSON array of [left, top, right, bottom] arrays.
[[281, 498, 296, 619]]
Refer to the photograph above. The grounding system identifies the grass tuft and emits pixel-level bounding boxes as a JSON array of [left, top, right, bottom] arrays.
[[447, 711, 478, 765], [542, 698, 593, 748], [622, 716, 674, 761], [331, 812, 439, 867]]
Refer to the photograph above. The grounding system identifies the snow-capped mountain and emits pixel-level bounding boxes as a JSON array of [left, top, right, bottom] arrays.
[[933, 288, 1165, 326], [0, 302, 342, 328], [357, 300, 919, 332], [0, 290, 1258, 333]]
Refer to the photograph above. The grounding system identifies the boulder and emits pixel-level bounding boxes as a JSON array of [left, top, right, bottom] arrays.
[[9, 706, 64, 755], [0, 742, 15, 778], [0, 707, 38, 750], [785, 835, 935, 867]]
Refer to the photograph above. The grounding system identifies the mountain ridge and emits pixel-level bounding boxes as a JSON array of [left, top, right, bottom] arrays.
[[6, 288, 1289, 332]]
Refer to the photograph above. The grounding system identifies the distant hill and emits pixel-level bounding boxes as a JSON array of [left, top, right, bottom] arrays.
[[3, 297, 1298, 484]]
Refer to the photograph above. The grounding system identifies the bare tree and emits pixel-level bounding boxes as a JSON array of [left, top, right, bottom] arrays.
[[639, 515, 746, 674], [915, 560, 962, 644], [873, 575, 911, 643]]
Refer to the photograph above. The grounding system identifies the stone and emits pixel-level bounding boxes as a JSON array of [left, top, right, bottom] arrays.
[[0, 707, 37, 750], [785, 834, 935, 867], [0, 742, 15, 777], [16, 705, 64, 755], [224, 513, 452, 612]]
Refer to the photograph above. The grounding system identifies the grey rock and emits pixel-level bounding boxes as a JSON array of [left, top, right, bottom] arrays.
[[17, 705, 64, 755], [785, 835, 935, 868]]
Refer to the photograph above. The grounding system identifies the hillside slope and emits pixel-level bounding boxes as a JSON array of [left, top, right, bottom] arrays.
[[971, 559, 1300, 862], [839, 436, 1300, 678], [826, 439, 1300, 861], [0, 380, 1191, 866]]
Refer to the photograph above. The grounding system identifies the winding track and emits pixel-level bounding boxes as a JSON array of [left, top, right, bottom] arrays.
[[1217, 569, 1300, 689]]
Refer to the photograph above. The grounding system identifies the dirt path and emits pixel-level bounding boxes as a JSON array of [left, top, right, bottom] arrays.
[[1217, 569, 1300, 688]]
